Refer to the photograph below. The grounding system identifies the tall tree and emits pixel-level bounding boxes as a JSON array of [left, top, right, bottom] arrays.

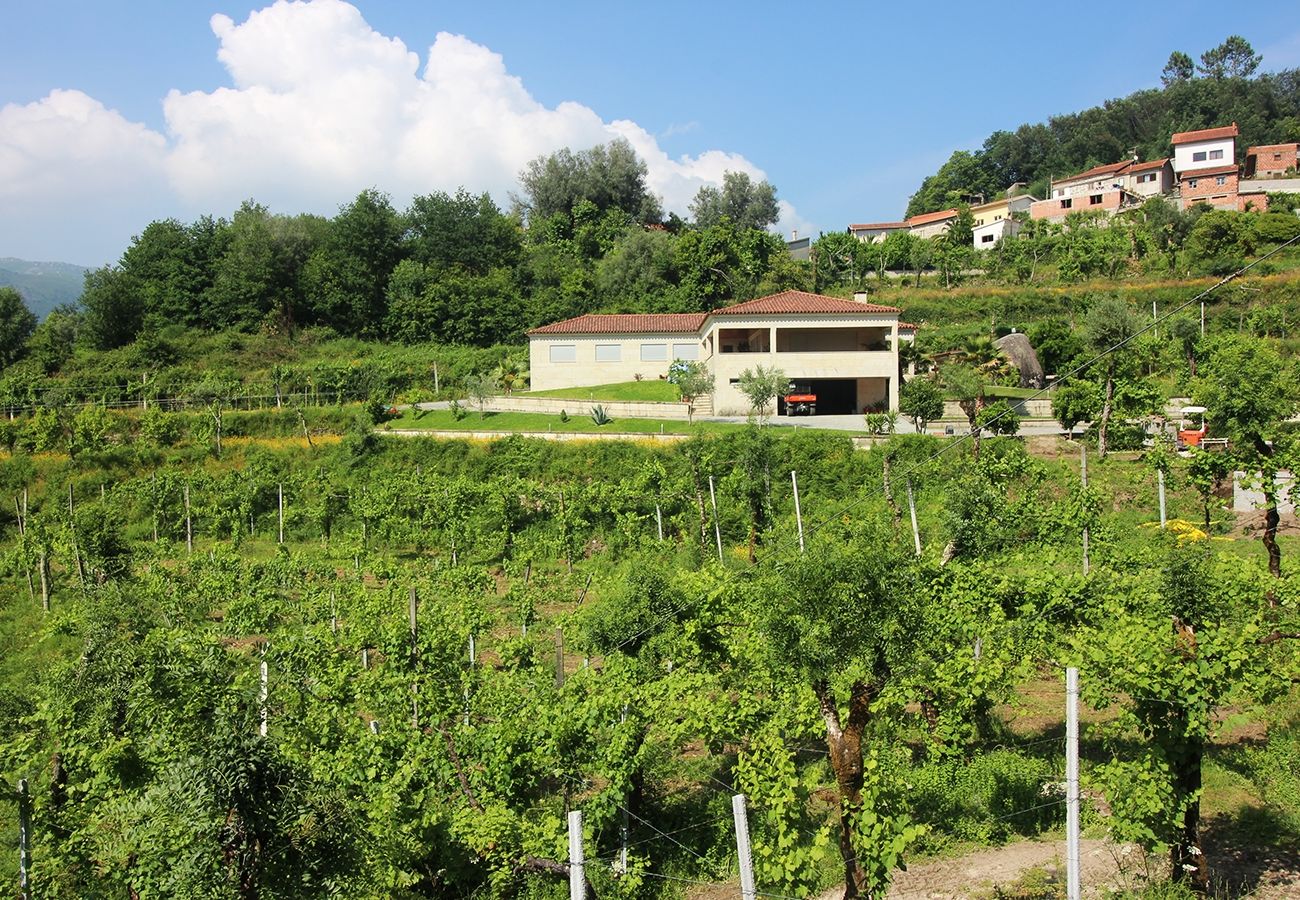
[[0, 287, 37, 368], [1161, 51, 1195, 86], [516, 138, 663, 225], [404, 189, 522, 274], [1197, 35, 1262, 79], [1084, 296, 1142, 458], [689, 171, 781, 231], [301, 189, 405, 336]]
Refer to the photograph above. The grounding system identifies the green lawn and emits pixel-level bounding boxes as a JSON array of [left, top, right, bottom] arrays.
[[384, 407, 740, 434], [522, 380, 681, 402]]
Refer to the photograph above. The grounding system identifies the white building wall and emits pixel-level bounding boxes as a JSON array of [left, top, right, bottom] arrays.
[[529, 333, 704, 391], [1174, 138, 1235, 174]]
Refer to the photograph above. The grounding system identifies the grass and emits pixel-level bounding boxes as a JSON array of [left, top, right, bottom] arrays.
[[384, 407, 742, 434], [522, 380, 681, 402]]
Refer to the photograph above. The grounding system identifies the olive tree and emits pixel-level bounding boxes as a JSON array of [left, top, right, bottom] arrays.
[[737, 365, 789, 425]]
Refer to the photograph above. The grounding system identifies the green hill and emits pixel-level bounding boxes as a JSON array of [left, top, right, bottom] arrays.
[[0, 257, 87, 318]]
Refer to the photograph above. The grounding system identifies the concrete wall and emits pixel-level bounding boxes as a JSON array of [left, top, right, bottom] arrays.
[[1031, 191, 1121, 221], [1181, 171, 1238, 207], [1174, 138, 1235, 174], [487, 395, 690, 419], [1233, 470, 1295, 514], [941, 398, 1054, 419], [529, 332, 704, 391], [1127, 164, 1174, 197]]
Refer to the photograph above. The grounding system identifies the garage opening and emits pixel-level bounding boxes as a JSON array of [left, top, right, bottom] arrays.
[[778, 379, 858, 416]]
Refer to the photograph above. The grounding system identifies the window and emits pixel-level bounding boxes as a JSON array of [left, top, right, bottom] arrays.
[[981, 234, 995, 244], [1209, 149, 1224, 160], [994, 214, 1002, 221], [640, 343, 668, 362], [672, 342, 699, 361], [1089, 194, 1103, 205], [1188, 178, 1199, 188], [1275, 153, 1284, 160], [1137, 172, 1156, 184], [1192, 151, 1207, 162], [1216, 175, 1227, 186], [549, 344, 576, 363], [594, 344, 621, 362], [1060, 198, 1072, 209]]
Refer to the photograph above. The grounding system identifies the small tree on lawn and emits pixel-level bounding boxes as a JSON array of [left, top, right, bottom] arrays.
[[669, 359, 715, 424], [899, 377, 944, 433], [463, 373, 498, 420], [940, 363, 987, 458], [1084, 296, 1142, 458], [1051, 380, 1099, 439], [738, 365, 789, 425]]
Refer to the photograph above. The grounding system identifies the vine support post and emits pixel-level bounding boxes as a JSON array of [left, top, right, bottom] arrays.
[[277, 483, 285, 545], [568, 809, 585, 900], [409, 586, 419, 728], [1158, 469, 1167, 529], [184, 484, 193, 555], [708, 475, 723, 563], [554, 628, 565, 688], [1066, 667, 1081, 900], [791, 470, 805, 553], [38, 549, 49, 612], [1200, 300, 1205, 337], [655, 501, 664, 541], [907, 478, 922, 557], [259, 644, 269, 738], [18, 778, 30, 900], [1080, 445, 1090, 576], [618, 704, 629, 875], [732, 793, 757, 900]]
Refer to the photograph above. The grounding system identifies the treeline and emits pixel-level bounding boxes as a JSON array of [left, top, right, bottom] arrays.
[[54, 140, 797, 354], [907, 36, 1300, 216]]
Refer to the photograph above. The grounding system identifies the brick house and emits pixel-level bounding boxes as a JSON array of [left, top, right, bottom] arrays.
[[1179, 165, 1241, 209], [849, 221, 909, 243], [1245, 143, 1299, 178]]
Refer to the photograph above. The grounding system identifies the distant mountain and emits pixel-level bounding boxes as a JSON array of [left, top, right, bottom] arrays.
[[0, 257, 88, 319]]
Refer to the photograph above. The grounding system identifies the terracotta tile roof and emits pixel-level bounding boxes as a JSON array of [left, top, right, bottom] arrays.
[[1056, 160, 1132, 185], [1128, 158, 1170, 173], [898, 322, 919, 331], [906, 208, 958, 227], [1171, 123, 1238, 145], [849, 221, 908, 231], [527, 313, 707, 336], [1179, 165, 1239, 180], [714, 290, 900, 316], [1246, 143, 1299, 155]]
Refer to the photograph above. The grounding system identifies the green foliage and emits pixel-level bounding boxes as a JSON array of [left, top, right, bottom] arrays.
[[690, 171, 780, 231], [0, 287, 38, 368], [737, 365, 789, 424], [899, 377, 944, 433], [1053, 381, 1100, 436], [590, 404, 612, 426]]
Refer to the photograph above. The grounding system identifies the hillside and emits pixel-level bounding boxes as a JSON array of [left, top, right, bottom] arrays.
[[906, 37, 1300, 216], [0, 256, 86, 318]]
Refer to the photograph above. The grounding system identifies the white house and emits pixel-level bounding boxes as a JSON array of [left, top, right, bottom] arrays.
[[1172, 123, 1238, 175], [528, 290, 906, 415]]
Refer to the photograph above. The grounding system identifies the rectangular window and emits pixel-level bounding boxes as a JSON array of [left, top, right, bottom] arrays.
[[1137, 173, 1155, 184], [1216, 175, 1227, 186], [1193, 151, 1207, 162], [1188, 179, 1198, 188], [1060, 198, 1072, 209], [1209, 149, 1224, 160], [981, 234, 995, 244], [594, 344, 621, 362], [672, 342, 699, 361], [549, 344, 576, 363], [640, 343, 668, 362], [1089, 194, 1103, 205], [1275, 153, 1283, 160]]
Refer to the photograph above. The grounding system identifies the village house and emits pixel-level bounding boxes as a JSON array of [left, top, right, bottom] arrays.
[[970, 192, 1036, 248], [849, 221, 909, 243], [528, 290, 908, 416], [1245, 143, 1299, 178], [907, 208, 959, 239], [1172, 123, 1241, 210]]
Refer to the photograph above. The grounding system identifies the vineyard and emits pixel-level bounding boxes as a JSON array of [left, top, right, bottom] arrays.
[[0, 402, 1296, 900]]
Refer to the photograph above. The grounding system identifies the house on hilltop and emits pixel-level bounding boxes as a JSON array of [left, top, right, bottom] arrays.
[[971, 193, 1036, 248], [1245, 143, 1299, 179], [528, 290, 908, 415], [1172, 124, 1242, 210]]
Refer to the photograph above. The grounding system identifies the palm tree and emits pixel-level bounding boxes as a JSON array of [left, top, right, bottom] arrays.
[[492, 356, 529, 395]]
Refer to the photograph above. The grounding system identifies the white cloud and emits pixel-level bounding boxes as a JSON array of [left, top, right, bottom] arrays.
[[0, 0, 802, 264]]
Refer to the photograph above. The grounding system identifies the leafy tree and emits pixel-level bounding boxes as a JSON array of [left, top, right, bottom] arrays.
[[975, 399, 1019, 435], [79, 265, 143, 350], [1027, 318, 1083, 375], [940, 363, 987, 458], [516, 138, 662, 225], [689, 171, 780, 231], [737, 365, 789, 424], [1197, 35, 1261, 79], [0, 287, 37, 368], [301, 189, 405, 336], [404, 188, 521, 274], [463, 372, 498, 419], [25, 305, 79, 374], [899, 377, 944, 433], [1161, 51, 1195, 86], [668, 359, 715, 423], [1051, 380, 1099, 438], [1084, 297, 1142, 457], [1185, 209, 1256, 272], [595, 227, 682, 312], [1170, 316, 1202, 376]]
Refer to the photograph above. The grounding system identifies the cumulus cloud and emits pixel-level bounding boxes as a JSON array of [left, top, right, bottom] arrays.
[[1, 0, 803, 264]]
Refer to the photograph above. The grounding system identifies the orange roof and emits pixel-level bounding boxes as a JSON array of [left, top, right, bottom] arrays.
[[1171, 123, 1238, 145], [907, 208, 958, 227], [714, 290, 900, 316], [1128, 158, 1170, 173], [1180, 164, 1238, 179], [1246, 143, 1298, 155], [528, 313, 707, 336], [898, 322, 919, 331], [1056, 160, 1131, 185], [849, 221, 908, 231]]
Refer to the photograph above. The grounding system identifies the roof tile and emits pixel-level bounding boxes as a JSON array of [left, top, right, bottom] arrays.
[[1171, 123, 1238, 145], [527, 313, 707, 336], [1179, 165, 1239, 179], [1056, 160, 1132, 184], [713, 290, 900, 315], [907, 208, 958, 228]]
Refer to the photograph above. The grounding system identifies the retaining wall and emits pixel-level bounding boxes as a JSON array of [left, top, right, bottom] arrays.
[[486, 395, 691, 420]]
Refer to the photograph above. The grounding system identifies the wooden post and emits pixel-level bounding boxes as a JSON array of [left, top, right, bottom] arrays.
[[555, 628, 565, 688], [791, 470, 805, 553], [618, 705, 629, 874], [361, 647, 369, 669], [568, 810, 584, 900], [38, 549, 49, 612], [907, 478, 922, 557], [468, 634, 476, 666], [277, 483, 285, 545], [1066, 667, 1081, 900], [433, 361, 440, 395], [732, 794, 756, 900], [1081, 445, 1090, 576], [577, 573, 592, 606], [259, 645, 269, 738], [1158, 469, 1167, 529], [409, 586, 419, 728], [68, 483, 85, 588], [18, 778, 30, 900], [141, 372, 147, 410], [655, 501, 663, 541], [708, 475, 723, 563], [184, 484, 193, 554], [330, 590, 338, 634]]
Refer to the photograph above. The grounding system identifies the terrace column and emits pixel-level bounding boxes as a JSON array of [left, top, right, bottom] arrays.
[[769, 326, 777, 355]]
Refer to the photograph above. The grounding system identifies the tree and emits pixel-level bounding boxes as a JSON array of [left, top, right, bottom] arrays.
[[1197, 35, 1261, 79], [0, 287, 37, 368], [1084, 297, 1142, 457], [899, 377, 943, 433], [1051, 381, 1100, 439], [516, 138, 662, 225], [689, 171, 780, 231], [737, 365, 789, 424], [1161, 51, 1195, 86], [463, 373, 498, 419], [1170, 316, 1202, 376], [301, 189, 405, 336], [405, 189, 522, 275], [668, 359, 715, 424], [79, 265, 143, 350], [940, 363, 986, 458]]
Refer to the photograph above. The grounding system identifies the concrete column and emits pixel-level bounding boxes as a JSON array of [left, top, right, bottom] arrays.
[[888, 376, 899, 412], [768, 326, 777, 355]]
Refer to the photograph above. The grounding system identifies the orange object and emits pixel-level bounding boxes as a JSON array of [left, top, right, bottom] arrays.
[[785, 393, 816, 403], [1179, 429, 1204, 447]]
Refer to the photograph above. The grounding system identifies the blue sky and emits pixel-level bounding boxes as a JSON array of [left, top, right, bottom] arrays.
[[3, 0, 1299, 266]]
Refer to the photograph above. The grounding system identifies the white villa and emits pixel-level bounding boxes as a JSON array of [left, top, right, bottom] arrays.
[[527, 290, 913, 416]]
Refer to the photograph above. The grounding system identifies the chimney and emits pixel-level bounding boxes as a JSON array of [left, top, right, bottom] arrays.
[[791, 229, 799, 240], [853, 290, 869, 303]]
